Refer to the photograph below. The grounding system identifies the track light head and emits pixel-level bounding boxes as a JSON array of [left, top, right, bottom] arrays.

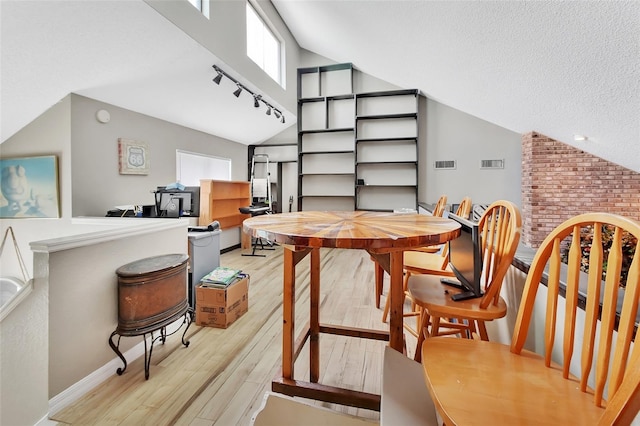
[[213, 71, 223, 85], [266, 106, 272, 116], [233, 84, 242, 97], [281, 115, 285, 124], [254, 95, 262, 108], [274, 110, 281, 119]]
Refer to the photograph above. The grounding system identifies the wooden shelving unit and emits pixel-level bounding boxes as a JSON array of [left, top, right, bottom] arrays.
[[199, 179, 251, 229]]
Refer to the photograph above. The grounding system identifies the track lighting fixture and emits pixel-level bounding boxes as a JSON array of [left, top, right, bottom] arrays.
[[233, 84, 242, 98], [211, 64, 286, 124], [213, 70, 223, 85]]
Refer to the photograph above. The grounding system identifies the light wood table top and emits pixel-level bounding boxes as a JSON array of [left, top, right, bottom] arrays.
[[243, 210, 460, 251]]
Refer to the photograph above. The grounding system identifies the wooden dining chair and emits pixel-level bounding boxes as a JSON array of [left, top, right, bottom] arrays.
[[421, 212, 640, 425], [431, 194, 448, 218], [412, 197, 472, 254], [408, 200, 521, 361], [380, 197, 473, 330], [372, 195, 449, 308]]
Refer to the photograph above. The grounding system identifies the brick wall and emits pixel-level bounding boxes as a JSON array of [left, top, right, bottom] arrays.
[[522, 132, 640, 247]]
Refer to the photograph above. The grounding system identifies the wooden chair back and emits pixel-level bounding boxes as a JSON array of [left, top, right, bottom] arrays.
[[476, 200, 522, 309], [511, 213, 640, 424], [432, 195, 447, 217], [455, 196, 472, 219]]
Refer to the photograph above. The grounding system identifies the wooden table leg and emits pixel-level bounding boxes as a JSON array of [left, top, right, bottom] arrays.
[[282, 247, 296, 379], [389, 251, 404, 352], [375, 261, 383, 309], [309, 247, 320, 383]]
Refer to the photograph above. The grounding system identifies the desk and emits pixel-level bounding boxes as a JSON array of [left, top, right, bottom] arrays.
[[243, 211, 460, 410]]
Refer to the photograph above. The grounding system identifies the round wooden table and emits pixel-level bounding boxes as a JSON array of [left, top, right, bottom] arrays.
[[243, 211, 460, 410]]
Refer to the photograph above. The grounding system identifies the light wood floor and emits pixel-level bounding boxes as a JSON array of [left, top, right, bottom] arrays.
[[52, 245, 418, 425]]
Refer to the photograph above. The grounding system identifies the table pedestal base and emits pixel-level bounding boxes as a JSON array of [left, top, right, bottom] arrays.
[[273, 321, 390, 411]]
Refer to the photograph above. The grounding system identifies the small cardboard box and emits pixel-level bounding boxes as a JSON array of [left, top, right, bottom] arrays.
[[195, 276, 249, 328]]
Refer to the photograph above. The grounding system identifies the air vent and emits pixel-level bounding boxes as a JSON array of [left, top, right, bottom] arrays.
[[434, 160, 456, 170], [480, 159, 505, 169]]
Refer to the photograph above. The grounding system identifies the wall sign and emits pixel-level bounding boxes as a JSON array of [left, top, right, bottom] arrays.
[[118, 138, 150, 175]]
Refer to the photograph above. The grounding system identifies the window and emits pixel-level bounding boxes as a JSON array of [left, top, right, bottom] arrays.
[[246, 2, 281, 85], [176, 150, 231, 186], [187, 0, 209, 19]]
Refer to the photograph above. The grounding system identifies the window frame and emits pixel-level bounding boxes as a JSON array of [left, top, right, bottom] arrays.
[[187, 0, 210, 19], [246, 1, 283, 86], [176, 150, 231, 186]]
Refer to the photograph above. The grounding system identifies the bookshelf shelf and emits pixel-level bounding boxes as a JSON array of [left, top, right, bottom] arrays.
[[297, 64, 420, 212]]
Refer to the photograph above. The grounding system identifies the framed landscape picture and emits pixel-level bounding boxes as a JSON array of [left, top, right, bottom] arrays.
[[0, 155, 60, 218], [118, 138, 150, 175]]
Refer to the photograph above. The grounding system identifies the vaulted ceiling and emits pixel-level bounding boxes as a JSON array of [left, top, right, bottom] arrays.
[[272, 0, 640, 172], [2, 1, 639, 171]]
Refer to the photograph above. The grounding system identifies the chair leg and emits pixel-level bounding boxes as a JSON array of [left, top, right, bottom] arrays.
[[477, 321, 490, 341], [413, 308, 430, 362], [431, 316, 441, 337]]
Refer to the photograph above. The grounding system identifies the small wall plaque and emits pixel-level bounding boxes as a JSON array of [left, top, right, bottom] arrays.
[[118, 138, 150, 175]]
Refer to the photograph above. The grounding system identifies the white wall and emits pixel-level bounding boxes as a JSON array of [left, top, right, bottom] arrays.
[[45, 219, 188, 397], [69, 94, 248, 218], [0, 248, 49, 426], [146, 0, 301, 116], [420, 99, 522, 208]]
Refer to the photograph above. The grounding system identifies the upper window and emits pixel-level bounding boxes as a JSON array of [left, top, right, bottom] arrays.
[[246, 2, 282, 85], [187, 0, 209, 19]]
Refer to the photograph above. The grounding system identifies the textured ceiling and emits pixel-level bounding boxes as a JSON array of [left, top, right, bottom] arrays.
[[273, 0, 640, 172]]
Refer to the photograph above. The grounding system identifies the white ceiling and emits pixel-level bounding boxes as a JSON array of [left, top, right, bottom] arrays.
[[2, 1, 639, 171], [273, 0, 639, 172], [0, 0, 292, 146]]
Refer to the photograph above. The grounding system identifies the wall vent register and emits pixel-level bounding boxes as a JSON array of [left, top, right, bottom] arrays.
[[480, 159, 505, 169], [434, 160, 456, 170]]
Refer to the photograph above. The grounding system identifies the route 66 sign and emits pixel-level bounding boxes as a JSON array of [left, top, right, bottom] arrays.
[[118, 139, 150, 175]]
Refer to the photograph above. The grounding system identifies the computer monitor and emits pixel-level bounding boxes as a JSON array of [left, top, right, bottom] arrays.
[[441, 212, 483, 301], [155, 186, 200, 217]]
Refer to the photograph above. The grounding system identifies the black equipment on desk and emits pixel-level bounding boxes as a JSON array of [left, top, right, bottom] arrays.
[[439, 212, 483, 301], [154, 186, 200, 218], [188, 221, 220, 232], [239, 205, 270, 215]]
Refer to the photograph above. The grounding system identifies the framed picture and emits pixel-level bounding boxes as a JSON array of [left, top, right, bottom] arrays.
[[118, 138, 150, 175], [0, 155, 60, 218]]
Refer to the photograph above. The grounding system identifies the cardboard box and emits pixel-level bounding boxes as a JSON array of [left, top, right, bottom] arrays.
[[195, 276, 249, 328]]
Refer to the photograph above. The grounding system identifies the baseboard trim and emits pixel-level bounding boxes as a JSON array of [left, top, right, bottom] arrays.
[[220, 243, 241, 254], [35, 414, 58, 425], [48, 319, 184, 417]]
